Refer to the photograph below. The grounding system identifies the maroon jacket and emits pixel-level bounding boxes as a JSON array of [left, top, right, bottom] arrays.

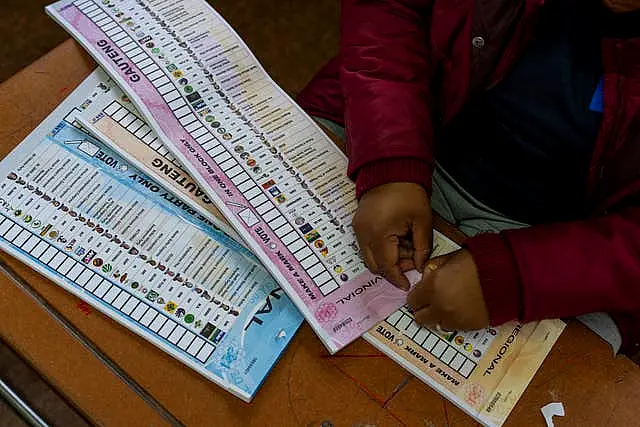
[[297, 0, 640, 358]]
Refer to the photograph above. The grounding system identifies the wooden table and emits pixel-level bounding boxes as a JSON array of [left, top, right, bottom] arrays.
[[1, 40, 639, 427]]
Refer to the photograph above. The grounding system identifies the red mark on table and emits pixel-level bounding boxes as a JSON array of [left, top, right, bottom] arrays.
[[77, 301, 92, 315]]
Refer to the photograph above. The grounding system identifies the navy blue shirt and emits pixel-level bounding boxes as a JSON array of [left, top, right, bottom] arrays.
[[436, 0, 639, 224]]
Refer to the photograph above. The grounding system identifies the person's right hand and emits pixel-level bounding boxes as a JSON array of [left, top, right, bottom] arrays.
[[353, 182, 433, 291]]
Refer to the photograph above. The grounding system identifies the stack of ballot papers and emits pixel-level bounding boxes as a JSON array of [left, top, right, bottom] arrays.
[[0, 0, 565, 424]]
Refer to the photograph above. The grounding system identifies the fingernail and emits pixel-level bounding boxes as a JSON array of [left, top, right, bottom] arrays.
[[426, 262, 438, 273]]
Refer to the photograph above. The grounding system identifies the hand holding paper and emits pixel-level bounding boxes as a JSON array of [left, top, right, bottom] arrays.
[[353, 182, 433, 291], [407, 249, 490, 331]]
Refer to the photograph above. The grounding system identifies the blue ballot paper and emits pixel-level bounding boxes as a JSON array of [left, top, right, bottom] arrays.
[[0, 86, 303, 401]]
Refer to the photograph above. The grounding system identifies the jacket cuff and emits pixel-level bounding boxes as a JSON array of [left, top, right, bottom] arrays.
[[464, 233, 523, 326], [354, 158, 432, 199]]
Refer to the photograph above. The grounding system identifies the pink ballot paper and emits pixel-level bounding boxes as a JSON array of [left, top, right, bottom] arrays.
[[47, 0, 417, 353]]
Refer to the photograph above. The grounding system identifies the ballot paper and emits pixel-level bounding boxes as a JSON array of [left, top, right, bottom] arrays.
[[0, 76, 303, 401], [73, 69, 566, 426], [47, 0, 413, 353], [364, 265, 565, 426]]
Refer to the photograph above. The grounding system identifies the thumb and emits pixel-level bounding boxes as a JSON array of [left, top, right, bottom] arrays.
[[412, 217, 432, 272]]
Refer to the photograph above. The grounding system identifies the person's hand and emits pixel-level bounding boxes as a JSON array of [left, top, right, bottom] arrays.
[[603, 0, 640, 13], [353, 182, 432, 291], [407, 249, 490, 330]]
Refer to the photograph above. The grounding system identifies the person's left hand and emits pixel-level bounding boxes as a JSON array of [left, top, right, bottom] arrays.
[[407, 249, 490, 331]]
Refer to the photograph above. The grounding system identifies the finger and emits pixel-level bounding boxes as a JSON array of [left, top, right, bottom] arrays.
[[412, 217, 433, 272], [398, 245, 414, 259], [373, 236, 406, 287], [399, 236, 413, 250], [407, 255, 450, 310], [382, 264, 411, 291], [413, 305, 440, 328], [406, 274, 435, 311], [371, 234, 399, 270], [362, 246, 379, 273], [353, 217, 374, 265], [438, 318, 457, 333], [373, 236, 410, 291], [398, 258, 416, 272]]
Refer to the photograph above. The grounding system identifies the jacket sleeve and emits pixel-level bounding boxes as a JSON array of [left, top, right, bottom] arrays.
[[464, 208, 640, 326], [340, 0, 435, 198]]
